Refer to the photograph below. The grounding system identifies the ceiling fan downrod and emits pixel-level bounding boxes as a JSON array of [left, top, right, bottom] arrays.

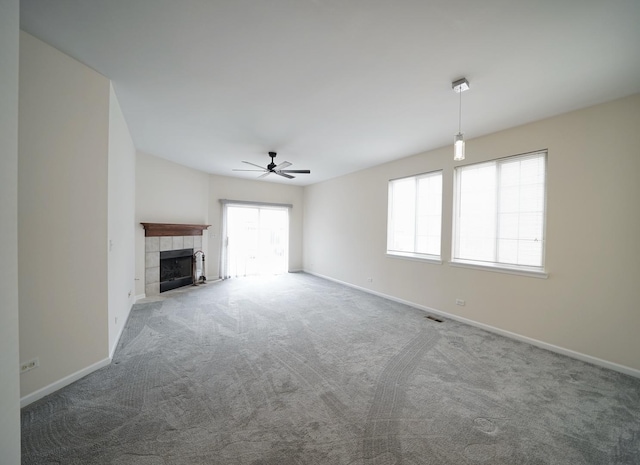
[[267, 152, 277, 171]]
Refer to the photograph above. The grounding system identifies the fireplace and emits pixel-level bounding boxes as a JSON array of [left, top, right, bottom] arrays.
[[141, 223, 210, 297], [160, 248, 194, 292]]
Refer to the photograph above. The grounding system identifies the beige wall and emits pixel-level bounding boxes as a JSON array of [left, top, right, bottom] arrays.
[[135, 151, 210, 297], [208, 175, 305, 278], [18, 32, 111, 398], [304, 94, 640, 373], [0, 0, 21, 462], [108, 84, 136, 355]]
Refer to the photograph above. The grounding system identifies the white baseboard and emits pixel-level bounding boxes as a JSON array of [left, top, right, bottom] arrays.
[[20, 357, 111, 408], [109, 307, 132, 360], [135, 293, 146, 302], [110, 326, 125, 360], [305, 270, 640, 379], [23, 302, 134, 408]]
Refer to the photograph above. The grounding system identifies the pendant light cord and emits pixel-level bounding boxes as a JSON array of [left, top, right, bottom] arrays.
[[458, 89, 462, 134]]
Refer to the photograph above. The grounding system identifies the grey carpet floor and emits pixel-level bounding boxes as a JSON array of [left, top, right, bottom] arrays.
[[21, 273, 640, 464]]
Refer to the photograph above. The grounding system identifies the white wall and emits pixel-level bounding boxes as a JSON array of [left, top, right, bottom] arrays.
[[304, 94, 640, 373], [135, 151, 210, 297], [208, 175, 305, 278], [0, 0, 21, 462], [108, 84, 136, 356], [18, 32, 111, 399]]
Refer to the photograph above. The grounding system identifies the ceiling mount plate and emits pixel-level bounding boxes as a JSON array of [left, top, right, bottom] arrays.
[[452, 78, 470, 93]]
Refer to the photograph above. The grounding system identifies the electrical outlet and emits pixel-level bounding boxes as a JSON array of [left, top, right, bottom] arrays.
[[20, 358, 39, 374], [456, 298, 466, 306], [115, 316, 119, 325], [367, 277, 373, 282]]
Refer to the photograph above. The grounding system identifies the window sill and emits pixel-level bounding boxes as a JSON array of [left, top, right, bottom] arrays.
[[450, 260, 548, 279], [387, 251, 442, 264]]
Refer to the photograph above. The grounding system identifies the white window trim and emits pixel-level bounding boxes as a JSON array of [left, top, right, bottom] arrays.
[[450, 259, 548, 278], [451, 150, 548, 277], [386, 251, 442, 264]]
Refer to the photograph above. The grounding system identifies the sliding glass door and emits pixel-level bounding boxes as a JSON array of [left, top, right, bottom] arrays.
[[222, 204, 289, 278]]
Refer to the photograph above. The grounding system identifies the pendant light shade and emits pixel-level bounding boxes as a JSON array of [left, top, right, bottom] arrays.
[[452, 78, 469, 161], [454, 133, 465, 161]]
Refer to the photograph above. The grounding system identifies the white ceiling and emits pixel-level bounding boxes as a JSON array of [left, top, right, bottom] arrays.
[[20, 0, 640, 186]]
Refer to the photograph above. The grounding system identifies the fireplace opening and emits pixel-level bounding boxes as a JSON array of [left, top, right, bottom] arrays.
[[160, 248, 194, 293]]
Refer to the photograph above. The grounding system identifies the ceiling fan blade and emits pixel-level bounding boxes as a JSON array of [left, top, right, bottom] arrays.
[[276, 171, 295, 179], [257, 171, 271, 178], [242, 161, 267, 170], [274, 161, 292, 170], [280, 169, 310, 174]]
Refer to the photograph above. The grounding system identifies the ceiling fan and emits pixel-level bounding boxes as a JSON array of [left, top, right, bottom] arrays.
[[233, 152, 311, 179]]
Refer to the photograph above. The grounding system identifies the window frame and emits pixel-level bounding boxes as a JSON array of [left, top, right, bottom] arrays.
[[451, 150, 548, 278], [387, 169, 443, 263]]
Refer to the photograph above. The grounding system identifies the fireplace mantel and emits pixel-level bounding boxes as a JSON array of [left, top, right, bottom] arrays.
[[141, 223, 210, 237]]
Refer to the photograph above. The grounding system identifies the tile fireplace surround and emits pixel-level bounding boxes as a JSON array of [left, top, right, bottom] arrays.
[[142, 223, 210, 297]]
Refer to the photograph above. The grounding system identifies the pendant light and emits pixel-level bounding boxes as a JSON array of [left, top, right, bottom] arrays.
[[452, 78, 469, 161]]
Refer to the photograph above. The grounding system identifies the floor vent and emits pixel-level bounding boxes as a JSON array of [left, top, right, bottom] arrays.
[[425, 315, 443, 323]]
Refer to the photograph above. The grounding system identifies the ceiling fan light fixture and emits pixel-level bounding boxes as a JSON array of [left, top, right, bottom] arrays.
[[452, 77, 469, 161]]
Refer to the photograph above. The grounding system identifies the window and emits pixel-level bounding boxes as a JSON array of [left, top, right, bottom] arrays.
[[387, 170, 442, 260], [453, 151, 547, 275]]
